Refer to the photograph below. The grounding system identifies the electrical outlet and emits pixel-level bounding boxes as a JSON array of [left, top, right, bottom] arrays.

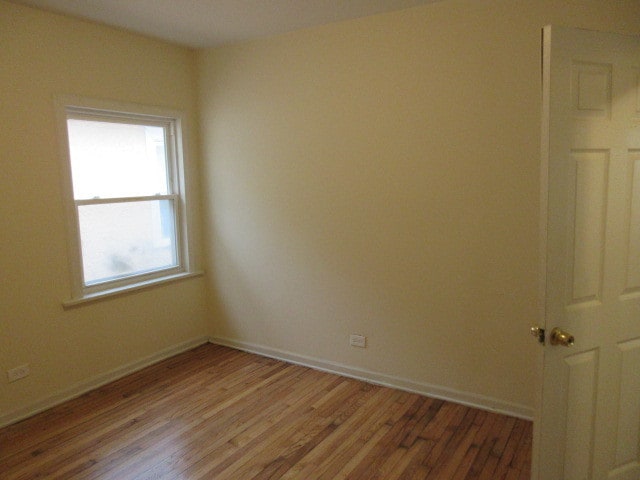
[[349, 334, 366, 348], [7, 364, 30, 383]]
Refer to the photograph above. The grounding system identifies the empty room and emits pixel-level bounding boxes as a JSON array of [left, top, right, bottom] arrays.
[[1, 0, 639, 478]]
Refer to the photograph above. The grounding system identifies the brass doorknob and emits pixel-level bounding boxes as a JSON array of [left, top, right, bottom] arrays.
[[550, 327, 574, 347]]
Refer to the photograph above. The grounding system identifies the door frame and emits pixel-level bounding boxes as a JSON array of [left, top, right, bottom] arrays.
[[531, 24, 554, 480]]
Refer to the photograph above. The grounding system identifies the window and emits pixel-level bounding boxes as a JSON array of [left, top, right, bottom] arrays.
[[58, 98, 195, 304]]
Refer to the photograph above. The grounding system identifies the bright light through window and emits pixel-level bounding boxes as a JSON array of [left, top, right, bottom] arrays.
[[76, 200, 177, 285], [67, 120, 169, 199]]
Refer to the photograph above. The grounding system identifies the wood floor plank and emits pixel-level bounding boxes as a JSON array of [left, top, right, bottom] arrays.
[[280, 387, 404, 480], [0, 344, 532, 479], [345, 395, 433, 479], [0, 346, 229, 459], [4, 355, 284, 479], [134, 367, 325, 479]]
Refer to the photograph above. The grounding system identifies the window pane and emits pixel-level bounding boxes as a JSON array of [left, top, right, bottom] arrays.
[[78, 200, 177, 285], [67, 119, 169, 199]]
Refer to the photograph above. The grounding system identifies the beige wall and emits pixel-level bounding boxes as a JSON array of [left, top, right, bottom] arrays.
[[198, 0, 640, 415], [0, 1, 208, 422]]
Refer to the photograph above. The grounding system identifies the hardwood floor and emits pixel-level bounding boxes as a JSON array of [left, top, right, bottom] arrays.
[[0, 343, 532, 479]]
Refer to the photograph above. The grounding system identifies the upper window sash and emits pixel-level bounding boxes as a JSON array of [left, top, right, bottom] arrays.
[[65, 114, 177, 201]]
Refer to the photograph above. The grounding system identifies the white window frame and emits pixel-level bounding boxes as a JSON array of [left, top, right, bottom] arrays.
[[56, 96, 198, 306]]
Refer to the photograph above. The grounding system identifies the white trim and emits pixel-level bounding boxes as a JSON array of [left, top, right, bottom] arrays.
[[75, 194, 177, 206], [210, 337, 535, 421], [0, 336, 534, 429], [57, 95, 186, 120], [532, 24, 554, 480], [55, 95, 84, 296], [0, 336, 210, 428], [62, 270, 204, 308]]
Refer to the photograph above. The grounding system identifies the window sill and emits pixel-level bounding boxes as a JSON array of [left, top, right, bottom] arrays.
[[62, 271, 204, 309]]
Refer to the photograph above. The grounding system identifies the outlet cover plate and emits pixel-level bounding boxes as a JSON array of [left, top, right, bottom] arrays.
[[7, 364, 30, 382], [349, 334, 366, 348]]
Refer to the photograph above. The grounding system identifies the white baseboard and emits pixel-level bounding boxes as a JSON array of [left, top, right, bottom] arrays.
[[0, 336, 210, 428], [1, 335, 533, 429], [210, 336, 534, 421]]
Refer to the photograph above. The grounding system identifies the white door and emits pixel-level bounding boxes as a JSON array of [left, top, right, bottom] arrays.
[[537, 26, 640, 479]]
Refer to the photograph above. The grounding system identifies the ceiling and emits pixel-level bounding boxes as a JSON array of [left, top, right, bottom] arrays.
[[12, 0, 440, 48]]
